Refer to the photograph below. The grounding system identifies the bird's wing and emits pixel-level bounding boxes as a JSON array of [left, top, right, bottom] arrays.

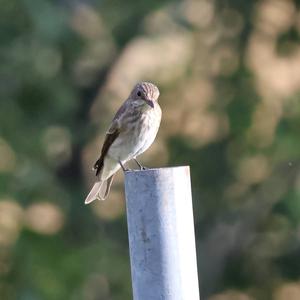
[[94, 120, 120, 176], [102, 120, 120, 157], [94, 100, 129, 176]]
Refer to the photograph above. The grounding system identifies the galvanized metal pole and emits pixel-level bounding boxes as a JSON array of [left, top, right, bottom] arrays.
[[124, 166, 200, 300]]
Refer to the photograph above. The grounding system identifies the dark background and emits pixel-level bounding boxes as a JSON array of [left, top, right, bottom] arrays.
[[1, 0, 300, 299]]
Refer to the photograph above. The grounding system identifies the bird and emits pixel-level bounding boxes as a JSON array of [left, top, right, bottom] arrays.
[[85, 82, 162, 204]]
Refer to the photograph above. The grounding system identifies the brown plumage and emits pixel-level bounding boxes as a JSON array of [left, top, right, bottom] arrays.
[[85, 82, 162, 204]]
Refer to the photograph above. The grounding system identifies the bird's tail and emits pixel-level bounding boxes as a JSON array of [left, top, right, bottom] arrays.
[[84, 175, 114, 204]]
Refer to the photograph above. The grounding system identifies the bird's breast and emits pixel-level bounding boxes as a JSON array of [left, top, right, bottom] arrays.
[[108, 106, 161, 161]]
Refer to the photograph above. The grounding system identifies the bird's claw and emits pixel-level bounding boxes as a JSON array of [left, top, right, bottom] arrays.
[[119, 160, 132, 172], [133, 158, 148, 171]]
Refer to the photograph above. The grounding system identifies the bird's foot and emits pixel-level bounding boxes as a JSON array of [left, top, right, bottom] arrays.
[[133, 158, 148, 171], [119, 160, 131, 172]]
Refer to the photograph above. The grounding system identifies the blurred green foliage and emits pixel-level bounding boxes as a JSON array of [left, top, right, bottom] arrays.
[[1, 0, 300, 299]]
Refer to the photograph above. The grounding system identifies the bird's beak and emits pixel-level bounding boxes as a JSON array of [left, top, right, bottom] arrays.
[[145, 99, 154, 108]]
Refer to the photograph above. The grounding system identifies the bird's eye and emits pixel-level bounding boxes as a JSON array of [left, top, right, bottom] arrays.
[[137, 91, 142, 97]]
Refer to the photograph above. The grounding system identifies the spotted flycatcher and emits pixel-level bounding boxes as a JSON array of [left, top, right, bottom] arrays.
[[85, 82, 162, 204]]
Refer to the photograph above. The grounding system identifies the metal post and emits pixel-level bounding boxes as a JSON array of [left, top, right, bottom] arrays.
[[124, 166, 200, 300]]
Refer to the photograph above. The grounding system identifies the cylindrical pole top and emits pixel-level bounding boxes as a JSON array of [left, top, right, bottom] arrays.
[[125, 166, 200, 300]]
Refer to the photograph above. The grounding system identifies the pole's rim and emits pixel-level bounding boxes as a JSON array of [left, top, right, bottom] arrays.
[[124, 165, 190, 174]]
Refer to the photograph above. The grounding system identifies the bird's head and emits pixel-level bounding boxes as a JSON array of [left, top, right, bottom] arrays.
[[130, 82, 160, 109]]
